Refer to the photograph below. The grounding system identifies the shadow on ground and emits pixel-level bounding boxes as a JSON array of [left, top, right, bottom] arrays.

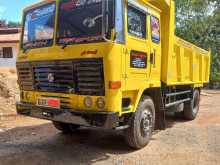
[[0, 122, 133, 165], [165, 113, 189, 128], [0, 115, 185, 165]]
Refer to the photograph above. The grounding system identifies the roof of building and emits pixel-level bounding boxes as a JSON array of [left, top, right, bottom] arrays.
[[0, 28, 21, 44]]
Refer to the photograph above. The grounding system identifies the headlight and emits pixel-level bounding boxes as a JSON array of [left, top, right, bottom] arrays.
[[96, 97, 105, 109], [84, 97, 93, 108]]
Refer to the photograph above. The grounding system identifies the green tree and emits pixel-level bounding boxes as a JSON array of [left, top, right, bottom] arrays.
[[175, 0, 220, 88], [0, 19, 7, 27], [7, 21, 21, 28], [0, 19, 21, 28]]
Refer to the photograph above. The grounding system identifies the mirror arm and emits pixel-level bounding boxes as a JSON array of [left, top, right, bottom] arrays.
[[102, 1, 115, 43]]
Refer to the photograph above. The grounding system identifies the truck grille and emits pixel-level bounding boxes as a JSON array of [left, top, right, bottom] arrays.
[[17, 63, 34, 90], [16, 58, 105, 96], [34, 61, 75, 93], [76, 59, 104, 95]]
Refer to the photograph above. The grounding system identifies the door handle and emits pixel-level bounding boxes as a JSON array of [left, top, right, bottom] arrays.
[[150, 52, 154, 65], [150, 49, 156, 67]]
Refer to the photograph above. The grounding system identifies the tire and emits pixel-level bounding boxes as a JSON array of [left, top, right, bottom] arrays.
[[53, 121, 80, 133], [174, 111, 184, 118], [174, 103, 184, 118], [124, 96, 155, 149], [183, 89, 200, 120]]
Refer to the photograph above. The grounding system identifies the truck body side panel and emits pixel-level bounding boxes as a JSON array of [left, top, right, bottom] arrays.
[[165, 37, 210, 86]]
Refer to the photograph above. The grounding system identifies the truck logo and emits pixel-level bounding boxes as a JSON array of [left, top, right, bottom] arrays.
[[81, 50, 98, 56], [48, 73, 55, 83]]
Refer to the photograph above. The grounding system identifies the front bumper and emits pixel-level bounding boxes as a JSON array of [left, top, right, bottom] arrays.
[[16, 102, 119, 129]]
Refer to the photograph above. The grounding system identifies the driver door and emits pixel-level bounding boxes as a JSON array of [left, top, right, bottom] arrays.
[[124, 2, 151, 90]]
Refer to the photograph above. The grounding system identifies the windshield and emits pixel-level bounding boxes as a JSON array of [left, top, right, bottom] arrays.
[[57, 0, 104, 45], [22, 3, 56, 49]]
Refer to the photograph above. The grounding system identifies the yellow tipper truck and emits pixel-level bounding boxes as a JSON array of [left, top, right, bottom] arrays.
[[16, 0, 211, 149]]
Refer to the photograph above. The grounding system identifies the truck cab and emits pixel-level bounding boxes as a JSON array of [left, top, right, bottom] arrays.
[[16, 0, 210, 149]]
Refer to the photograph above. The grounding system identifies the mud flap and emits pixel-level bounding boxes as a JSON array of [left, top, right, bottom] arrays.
[[152, 88, 166, 130], [155, 107, 166, 130]]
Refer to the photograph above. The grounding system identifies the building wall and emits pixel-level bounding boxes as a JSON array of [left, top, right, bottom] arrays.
[[0, 43, 19, 67]]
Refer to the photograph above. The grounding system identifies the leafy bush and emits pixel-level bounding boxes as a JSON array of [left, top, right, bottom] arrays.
[[175, 0, 220, 88]]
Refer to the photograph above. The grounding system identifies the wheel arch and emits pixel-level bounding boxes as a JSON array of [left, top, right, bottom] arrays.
[[132, 88, 166, 130]]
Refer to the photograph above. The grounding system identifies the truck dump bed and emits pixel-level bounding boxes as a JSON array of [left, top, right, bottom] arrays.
[[148, 0, 211, 87], [162, 37, 211, 86]]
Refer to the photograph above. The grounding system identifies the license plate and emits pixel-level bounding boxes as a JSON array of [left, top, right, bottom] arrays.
[[37, 97, 60, 109]]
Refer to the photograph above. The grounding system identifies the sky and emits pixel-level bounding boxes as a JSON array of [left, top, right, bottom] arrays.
[[0, 0, 40, 22]]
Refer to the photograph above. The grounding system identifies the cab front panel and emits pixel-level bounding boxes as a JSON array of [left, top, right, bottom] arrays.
[[17, 42, 124, 115]]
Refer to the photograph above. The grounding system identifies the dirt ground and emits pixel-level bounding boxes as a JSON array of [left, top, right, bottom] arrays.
[[0, 90, 219, 165], [0, 68, 19, 116], [0, 68, 220, 165]]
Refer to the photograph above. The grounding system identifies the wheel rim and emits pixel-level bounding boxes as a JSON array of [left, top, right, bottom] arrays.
[[140, 109, 153, 137], [192, 93, 199, 114]]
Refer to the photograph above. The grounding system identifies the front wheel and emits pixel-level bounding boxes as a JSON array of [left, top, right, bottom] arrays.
[[124, 96, 155, 149]]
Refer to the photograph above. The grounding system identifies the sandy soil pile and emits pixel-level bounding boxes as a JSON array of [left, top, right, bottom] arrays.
[[0, 68, 19, 116]]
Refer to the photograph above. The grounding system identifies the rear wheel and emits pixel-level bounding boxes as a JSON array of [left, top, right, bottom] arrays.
[[124, 96, 155, 149], [174, 103, 184, 118], [53, 121, 80, 133], [183, 89, 200, 120]]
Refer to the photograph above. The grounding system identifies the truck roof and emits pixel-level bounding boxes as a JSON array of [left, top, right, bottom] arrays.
[[144, 0, 171, 6], [23, 0, 169, 12], [23, 0, 55, 12]]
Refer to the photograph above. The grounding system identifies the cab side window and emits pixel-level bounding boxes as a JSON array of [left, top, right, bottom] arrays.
[[151, 16, 160, 43], [127, 5, 146, 39]]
